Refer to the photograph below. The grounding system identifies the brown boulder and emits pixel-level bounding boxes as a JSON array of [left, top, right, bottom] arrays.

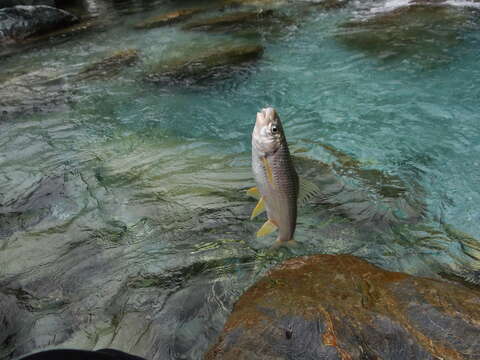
[[206, 255, 480, 359]]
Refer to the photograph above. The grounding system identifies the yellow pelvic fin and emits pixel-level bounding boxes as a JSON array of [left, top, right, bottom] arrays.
[[250, 196, 266, 219], [262, 157, 275, 189], [246, 186, 260, 199], [256, 219, 278, 238]]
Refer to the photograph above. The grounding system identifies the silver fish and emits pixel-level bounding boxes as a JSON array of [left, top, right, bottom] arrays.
[[249, 107, 299, 246]]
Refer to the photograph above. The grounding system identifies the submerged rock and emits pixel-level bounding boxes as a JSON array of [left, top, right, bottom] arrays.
[[182, 9, 276, 32], [24, 18, 99, 43], [311, 0, 350, 10], [222, 0, 287, 7], [0, 174, 76, 238], [0, 18, 99, 58], [0, 5, 78, 43], [133, 8, 204, 29], [145, 44, 263, 83], [207, 254, 480, 359], [293, 153, 426, 226], [336, 4, 477, 63], [75, 49, 139, 81], [0, 67, 70, 119]]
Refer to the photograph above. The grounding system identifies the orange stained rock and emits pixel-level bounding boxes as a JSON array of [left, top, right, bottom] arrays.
[[207, 254, 480, 360]]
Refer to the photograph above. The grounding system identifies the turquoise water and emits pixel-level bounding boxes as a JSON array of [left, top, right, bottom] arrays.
[[1, 1, 480, 358]]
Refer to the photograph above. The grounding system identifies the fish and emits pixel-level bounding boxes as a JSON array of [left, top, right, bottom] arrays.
[[249, 107, 318, 247]]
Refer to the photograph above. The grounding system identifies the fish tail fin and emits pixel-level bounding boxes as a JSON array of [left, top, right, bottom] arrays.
[[271, 238, 299, 249]]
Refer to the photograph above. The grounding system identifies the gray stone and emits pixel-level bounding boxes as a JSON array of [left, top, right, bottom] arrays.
[[0, 0, 55, 7], [0, 67, 70, 120], [0, 5, 78, 43]]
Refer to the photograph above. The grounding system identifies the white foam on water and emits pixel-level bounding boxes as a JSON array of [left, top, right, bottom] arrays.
[[353, 0, 480, 20], [445, 0, 480, 8], [349, 0, 412, 20], [369, 0, 412, 13]]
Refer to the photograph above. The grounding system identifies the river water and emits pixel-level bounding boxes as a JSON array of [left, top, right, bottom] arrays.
[[1, 0, 480, 358]]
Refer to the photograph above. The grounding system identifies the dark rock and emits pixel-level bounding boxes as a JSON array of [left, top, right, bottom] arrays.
[[206, 254, 480, 360], [0, 292, 22, 345], [0, 5, 78, 43], [75, 49, 139, 81], [182, 9, 275, 32], [0, 0, 55, 7], [133, 8, 204, 29], [221, 0, 285, 6], [336, 5, 478, 64], [145, 44, 264, 83], [307, 0, 351, 10]]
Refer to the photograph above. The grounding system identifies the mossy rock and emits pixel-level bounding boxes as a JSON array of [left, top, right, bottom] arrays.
[[145, 44, 264, 83], [182, 9, 276, 32], [207, 254, 480, 359], [133, 8, 204, 29], [221, 0, 287, 7], [23, 18, 98, 43], [304, 0, 352, 10], [75, 49, 139, 81], [336, 4, 477, 63]]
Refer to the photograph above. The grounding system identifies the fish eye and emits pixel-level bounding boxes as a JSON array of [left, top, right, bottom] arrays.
[[271, 125, 278, 133]]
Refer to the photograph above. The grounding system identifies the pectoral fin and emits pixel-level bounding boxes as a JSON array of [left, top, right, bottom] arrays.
[[298, 177, 320, 206], [256, 219, 278, 238], [246, 186, 260, 199], [262, 157, 275, 189], [250, 196, 266, 219]]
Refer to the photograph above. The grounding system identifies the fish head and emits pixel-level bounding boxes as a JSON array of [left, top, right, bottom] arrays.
[[252, 107, 284, 155]]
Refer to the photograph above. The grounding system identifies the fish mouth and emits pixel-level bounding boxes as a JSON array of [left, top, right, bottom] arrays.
[[256, 107, 276, 127]]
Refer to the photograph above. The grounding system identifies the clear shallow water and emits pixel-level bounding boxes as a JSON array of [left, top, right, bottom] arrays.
[[1, 0, 480, 358]]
